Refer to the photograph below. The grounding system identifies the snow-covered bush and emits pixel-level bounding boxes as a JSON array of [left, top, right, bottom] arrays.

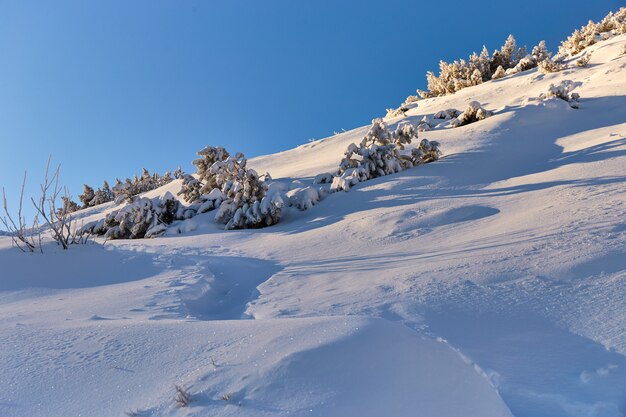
[[575, 52, 592, 67], [412, 138, 442, 164], [313, 173, 334, 184], [538, 58, 565, 73], [385, 107, 407, 119], [540, 82, 580, 109], [433, 109, 461, 120], [176, 146, 284, 230], [417, 116, 432, 132], [621, 45, 626, 56], [337, 119, 414, 180], [286, 186, 320, 211], [80, 192, 182, 240], [491, 65, 506, 80], [330, 119, 440, 192], [450, 101, 493, 128], [558, 8, 626, 57]]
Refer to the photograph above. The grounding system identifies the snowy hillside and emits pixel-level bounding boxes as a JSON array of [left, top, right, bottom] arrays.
[[2, 32, 626, 417]]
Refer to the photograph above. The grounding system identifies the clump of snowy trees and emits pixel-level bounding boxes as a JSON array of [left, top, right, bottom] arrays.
[[539, 82, 580, 109], [417, 35, 552, 98], [81, 146, 284, 239], [75, 167, 183, 210], [80, 192, 183, 239], [558, 8, 626, 57], [178, 146, 283, 230], [326, 119, 440, 192]]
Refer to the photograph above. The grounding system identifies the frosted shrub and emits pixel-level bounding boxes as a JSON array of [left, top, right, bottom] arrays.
[[576, 52, 592, 67], [385, 107, 407, 119], [491, 65, 506, 80], [540, 82, 580, 109], [450, 101, 493, 128], [538, 58, 565, 73], [418, 35, 549, 98]]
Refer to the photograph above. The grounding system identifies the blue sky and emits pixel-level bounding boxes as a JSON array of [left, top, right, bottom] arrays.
[[0, 0, 621, 219]]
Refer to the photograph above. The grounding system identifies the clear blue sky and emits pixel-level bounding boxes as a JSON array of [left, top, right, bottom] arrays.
[[0, 0, 621, 219]]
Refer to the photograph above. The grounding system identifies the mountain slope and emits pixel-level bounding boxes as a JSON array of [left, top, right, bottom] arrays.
[[1, 35, 626, 417]]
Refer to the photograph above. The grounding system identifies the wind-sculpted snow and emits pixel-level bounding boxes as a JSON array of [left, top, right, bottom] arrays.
[[2, 32, 626, 417]]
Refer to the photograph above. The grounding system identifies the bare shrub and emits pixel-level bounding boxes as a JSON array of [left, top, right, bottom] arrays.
[[30, 157, 83, 250], [538, 58, 565, 73], [1, 173, 41, 252]]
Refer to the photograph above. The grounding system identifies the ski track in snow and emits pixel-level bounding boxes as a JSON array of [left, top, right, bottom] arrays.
[[2, 35, 626, 417]]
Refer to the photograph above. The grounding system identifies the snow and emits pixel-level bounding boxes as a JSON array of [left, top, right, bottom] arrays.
[[2, 35, 626, 417]]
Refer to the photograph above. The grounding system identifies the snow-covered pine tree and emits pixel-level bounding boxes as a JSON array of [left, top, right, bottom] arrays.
[[531, 40, 551, 63], [177, 174, 203, 203], [411, 139, 441, 164], [173, 166, 184, 179], [90, 180, 114, 206], [491, 65, 506, 80], [500, 35, 519, 68], [57, 196, 80, 217], [112, 179, 135, 205], [78, 184, 95, 208]]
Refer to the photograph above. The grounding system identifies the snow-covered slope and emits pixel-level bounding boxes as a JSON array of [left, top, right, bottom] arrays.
[[2, 35, 626, 417]]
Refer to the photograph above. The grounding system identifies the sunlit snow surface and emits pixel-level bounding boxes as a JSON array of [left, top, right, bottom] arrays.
[[2, 36, 626, 417]]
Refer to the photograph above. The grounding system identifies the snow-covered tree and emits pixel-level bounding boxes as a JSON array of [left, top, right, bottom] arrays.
[[330, 119, 441, 192], [491, 65, 506, 80], [531, 40, 551, 63], [500, 35, 519, 68], [177, 174, 203, 203], [173, 166, 185, 179], [78, 184, 95, 208], [112, 179, 135, 205], [90, 181, 113, 206], [57, 196, 80, 217]]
